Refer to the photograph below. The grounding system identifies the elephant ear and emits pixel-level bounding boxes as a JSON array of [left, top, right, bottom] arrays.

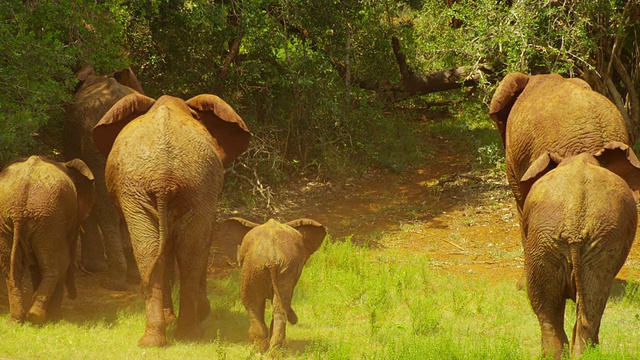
[[519, 152, 563, 203], [595, 141, 640, 199], [489, 72, 530, 147], [186, 94, 251, 168], [112, 68, 145, 95], [64, 159, 95, 224], [92, 93, 156, 156], [286, 219, 326, 255], [217, 217, 260, 264]]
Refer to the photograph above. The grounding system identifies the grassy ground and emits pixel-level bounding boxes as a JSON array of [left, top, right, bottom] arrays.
[[1, 238, 640, 359], [2, 100, 640, 359]]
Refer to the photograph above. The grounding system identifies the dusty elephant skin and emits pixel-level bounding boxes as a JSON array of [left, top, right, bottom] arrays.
[[489, 72, 629, 214], [218, 218, 326, 352], [64, 65, 144, 290], [519, 143, 640, 359], [93, 93, 250, 347], [0, 156, 95, 325]]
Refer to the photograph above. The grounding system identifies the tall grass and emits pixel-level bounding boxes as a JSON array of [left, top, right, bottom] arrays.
[[0, 237, 639, 359]]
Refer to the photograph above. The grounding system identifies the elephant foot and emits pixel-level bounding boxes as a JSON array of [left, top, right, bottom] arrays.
[[197, 296, 211, 322], [100, 276, 127, 291], [8, 315, 25, 324], [26, 307, 47, 325], [138, 332, 168, 347], [175, 323, 204, 341], [163, 308, 177, 324], [81, 259, 108, 273], [254, 338, 269, 353]]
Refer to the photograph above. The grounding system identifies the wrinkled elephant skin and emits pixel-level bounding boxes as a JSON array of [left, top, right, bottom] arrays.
[[520, 143, 640, 359], [218, 218, 326, 352], [93, 93, 250, 347], [64, 65, 144, 290], [489, 72, 629, 213], [0, 156, 94, 324]]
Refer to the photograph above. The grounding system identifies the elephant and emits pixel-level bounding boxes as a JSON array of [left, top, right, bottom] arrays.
[[0, 156, 95, 324], [218, 218, 326, 352], [63, 65, 144, 290], [519, 142, 640, 359], [489, 72, 630, 214], [92, 93, 251, 347]]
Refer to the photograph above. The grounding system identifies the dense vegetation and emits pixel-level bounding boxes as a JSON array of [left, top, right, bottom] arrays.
[[1, 0, 639, 187]]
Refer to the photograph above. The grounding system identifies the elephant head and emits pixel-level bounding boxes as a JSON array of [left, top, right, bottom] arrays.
[[218, 217, 326, 352], [92, 93, 251, 167]]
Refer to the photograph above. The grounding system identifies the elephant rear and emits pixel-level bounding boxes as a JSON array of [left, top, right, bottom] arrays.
[[521, 151, 638, 358], [93, 93, 250, 347], [0, 156, 94, 323]]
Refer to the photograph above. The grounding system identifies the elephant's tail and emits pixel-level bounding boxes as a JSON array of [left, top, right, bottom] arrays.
[[9, 218, 23, 290], [570, 242, 584, 314], [65, 230, 78, 300], [147, 192, 169, 294], [269, 265, 298, 325]]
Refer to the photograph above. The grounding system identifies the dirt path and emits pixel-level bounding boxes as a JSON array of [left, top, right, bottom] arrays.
[[252, 136, 640, 286]]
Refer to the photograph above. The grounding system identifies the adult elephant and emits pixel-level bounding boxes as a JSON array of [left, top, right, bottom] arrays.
[[489, 72, 630, 213], [519, 143, 640, 359], [64, 65, 144, 290], [0, 156, 94, 324], [93, 93, 251, 347]]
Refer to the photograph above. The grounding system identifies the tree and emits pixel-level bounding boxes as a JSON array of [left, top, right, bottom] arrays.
[[0, 1, 128, 164]]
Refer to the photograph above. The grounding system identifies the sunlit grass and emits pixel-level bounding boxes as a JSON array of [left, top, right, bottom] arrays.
[[0, 237, 639, 359]]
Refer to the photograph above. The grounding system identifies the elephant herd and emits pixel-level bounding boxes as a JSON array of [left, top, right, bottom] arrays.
[[0, 66, 325, 351], [0, 67, 637, 357]]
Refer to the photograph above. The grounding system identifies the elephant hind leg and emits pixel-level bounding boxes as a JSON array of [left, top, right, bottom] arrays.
[[526, 259, 569, 359], [28, 225, 69, 325], [244, 297, 268, 352], [571, 270, 614, 357], [270, 274, 297, 350], [123, 206, 168, 347]]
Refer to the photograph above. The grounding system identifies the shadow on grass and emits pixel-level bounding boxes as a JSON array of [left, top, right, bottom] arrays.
[[205, 306, 249, 344]]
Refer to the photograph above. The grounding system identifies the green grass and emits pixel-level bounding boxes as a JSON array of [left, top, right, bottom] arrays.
[[0, 238, 639, 359]]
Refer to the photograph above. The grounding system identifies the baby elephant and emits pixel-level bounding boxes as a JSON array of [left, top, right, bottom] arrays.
[[0, 156, 95, 324], [219, 218, 326, 352], [519, 142, 640, 359]]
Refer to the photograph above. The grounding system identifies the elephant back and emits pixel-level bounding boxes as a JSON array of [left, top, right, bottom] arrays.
[[64, 76, 140, 162], [104, 100, 225, 217], [0, 156, 78, 222], [504, 74, 629, 208]]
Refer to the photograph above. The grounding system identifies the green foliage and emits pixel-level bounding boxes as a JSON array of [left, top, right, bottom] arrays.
[[0, 0, 128, 164], [1, 0, 636, 184]]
